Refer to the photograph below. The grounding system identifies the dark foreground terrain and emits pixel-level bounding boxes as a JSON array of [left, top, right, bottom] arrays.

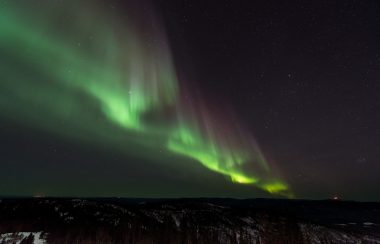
[[0, 198, 379, 243]]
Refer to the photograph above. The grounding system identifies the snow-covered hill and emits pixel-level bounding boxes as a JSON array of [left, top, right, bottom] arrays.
[[0, 198, 379, 243]]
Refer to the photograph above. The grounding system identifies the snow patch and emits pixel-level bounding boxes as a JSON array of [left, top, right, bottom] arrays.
[[363, 222, 375, 226], [0, 231, 47, 244], [172, 214, 180, 228]]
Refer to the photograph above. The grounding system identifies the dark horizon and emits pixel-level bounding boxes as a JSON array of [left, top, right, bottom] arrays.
[[0, 196, 377, 204]]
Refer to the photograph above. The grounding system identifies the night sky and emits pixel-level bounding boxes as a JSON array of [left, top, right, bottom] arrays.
[[1, 0, 379, 201]]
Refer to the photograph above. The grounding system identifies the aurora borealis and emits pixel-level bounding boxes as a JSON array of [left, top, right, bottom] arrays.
[[0, 0, 289, 197], [1, 0, 379, 200]]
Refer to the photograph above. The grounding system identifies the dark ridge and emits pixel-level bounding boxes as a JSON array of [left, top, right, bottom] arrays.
[[0, 197, 379, 243]]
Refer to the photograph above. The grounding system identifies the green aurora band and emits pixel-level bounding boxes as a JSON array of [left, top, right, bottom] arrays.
[[0, 0, 291, 196]]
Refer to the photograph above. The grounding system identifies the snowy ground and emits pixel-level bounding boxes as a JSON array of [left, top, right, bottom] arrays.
[[0, 231, 47, 244]]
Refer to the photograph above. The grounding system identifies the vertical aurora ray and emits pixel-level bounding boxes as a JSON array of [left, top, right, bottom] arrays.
[[167, 97, 291, 195], [0, 1, 178, 132], [0, 0, 291, 196]]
